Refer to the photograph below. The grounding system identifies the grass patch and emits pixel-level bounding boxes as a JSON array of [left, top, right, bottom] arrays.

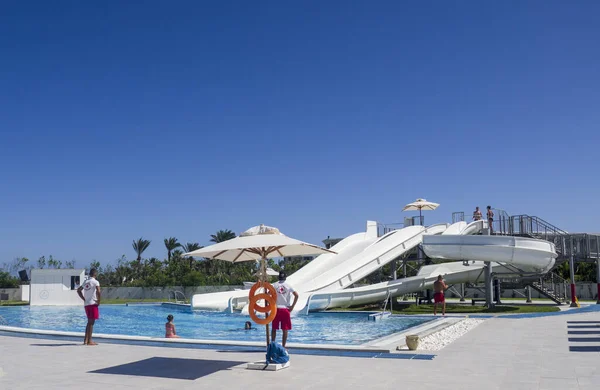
[[392, 303, 560, 314], [0, 301, 29, 306], [101, 298, 189, 305], [331, 303, 560, 315]]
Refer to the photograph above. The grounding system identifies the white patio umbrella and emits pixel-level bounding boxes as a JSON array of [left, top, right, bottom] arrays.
[[183, 224, 335, 346], [402, 198, 440, 224]]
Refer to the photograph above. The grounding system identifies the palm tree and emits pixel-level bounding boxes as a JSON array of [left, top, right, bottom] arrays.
[[182, 242, 202, 254], [132, 238, 151, 261], [182, 242, 202, 269], [164, 237, 181, 261], [210, 229, 236, 243]]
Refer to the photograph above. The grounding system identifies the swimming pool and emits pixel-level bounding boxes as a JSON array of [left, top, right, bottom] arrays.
[[0, 305, 432, 345]]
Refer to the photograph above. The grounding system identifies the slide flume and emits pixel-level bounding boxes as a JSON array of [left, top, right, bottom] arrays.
[[191, 220, 557, 313], [296, 230, 557, 312]]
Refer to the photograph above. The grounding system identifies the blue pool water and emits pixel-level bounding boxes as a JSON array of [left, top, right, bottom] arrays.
[[0, 305, 432, 345]]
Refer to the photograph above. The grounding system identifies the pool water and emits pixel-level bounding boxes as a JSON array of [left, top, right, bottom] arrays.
[[0, 305, 432, 345]]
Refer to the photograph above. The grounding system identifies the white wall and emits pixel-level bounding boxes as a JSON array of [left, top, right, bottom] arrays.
[[20, 285, 29, 302], [30, 269, 86, 306]]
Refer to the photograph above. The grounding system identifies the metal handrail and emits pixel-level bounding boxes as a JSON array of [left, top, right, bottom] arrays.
[[0, 315, 7, 325], [377, 222, 404, 237], [452, 212, 465, 223], [510, 215, 568, 236], [170, 290, 187, 303], [451, 211, 599, 260], [536, 272, 569, 302], [377, 216, 432, 237]]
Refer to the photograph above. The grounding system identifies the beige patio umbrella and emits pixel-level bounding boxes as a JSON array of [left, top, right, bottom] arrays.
[[184, 224, 335, 346], [402, 198, 440, 224]]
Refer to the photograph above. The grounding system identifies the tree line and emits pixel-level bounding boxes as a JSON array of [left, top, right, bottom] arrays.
[[0, 229, 311, 288]]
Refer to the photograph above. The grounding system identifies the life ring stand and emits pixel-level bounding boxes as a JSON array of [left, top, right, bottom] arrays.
[[248, 281, 278, 325]]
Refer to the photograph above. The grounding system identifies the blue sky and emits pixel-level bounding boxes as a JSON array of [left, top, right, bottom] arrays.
[[1, 1, 599, 268]]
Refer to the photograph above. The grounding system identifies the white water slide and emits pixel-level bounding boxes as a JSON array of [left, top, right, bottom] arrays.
[[191, 220, 557, 312]]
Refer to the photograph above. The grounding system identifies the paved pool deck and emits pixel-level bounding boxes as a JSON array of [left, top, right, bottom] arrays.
[[1, 307, 600, 389]]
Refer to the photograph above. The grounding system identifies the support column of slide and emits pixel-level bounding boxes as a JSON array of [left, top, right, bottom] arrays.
[[484, 225, 494, 308], [460, 283, 465, 302], [485, 261, 493, 308], [596, 236, 600, 304], [570, 252, 578, 307], [596, 256, 600, 304], [526, 285, 532, 303]]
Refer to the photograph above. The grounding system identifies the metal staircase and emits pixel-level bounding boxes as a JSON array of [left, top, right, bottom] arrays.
[[500, 272, 568, 304], [529, 272, 569, 304]]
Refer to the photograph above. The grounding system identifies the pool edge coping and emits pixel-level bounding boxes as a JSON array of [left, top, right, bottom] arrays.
[[0, 324, 398, 353]]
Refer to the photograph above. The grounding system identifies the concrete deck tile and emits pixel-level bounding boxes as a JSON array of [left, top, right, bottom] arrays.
[[539, 377, 579, 389]]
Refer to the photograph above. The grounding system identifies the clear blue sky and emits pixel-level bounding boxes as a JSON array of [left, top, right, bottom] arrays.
[[1, 1, 599, 268]]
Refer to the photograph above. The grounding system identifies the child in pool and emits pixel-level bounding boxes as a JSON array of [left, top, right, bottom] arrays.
[[165, 314, 180, 338]]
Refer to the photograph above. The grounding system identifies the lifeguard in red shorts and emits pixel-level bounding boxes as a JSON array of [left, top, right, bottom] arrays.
[[433, 274, 448, 316], [271, 270, 299, 348], [77, 268, 101, 345]]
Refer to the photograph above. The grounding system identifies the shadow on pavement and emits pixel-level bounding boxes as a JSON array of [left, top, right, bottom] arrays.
[[30, 343, 80, 347], [89, 357, 246, 380]]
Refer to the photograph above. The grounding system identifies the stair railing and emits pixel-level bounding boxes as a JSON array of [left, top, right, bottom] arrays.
[[536, 272, 569, 303]]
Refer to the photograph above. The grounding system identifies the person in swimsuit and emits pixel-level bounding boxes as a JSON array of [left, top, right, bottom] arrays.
[[473, 206, 482, 221], [244, 321, 253, 330], [165, 314, 180, 338], [487, 205, 494, 234], [433, 275, 449, 316]]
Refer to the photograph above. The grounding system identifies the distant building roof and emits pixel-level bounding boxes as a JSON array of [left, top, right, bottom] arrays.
[[322, 236, 343, 249]]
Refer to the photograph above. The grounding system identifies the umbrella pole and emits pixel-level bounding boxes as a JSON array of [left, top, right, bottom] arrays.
[[261, 257, 270, 347]]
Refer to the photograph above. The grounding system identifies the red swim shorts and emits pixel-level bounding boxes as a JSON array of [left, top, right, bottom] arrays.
[[272, 308, 292, 331], [433, 292, 445, 303], [85, 304, 99, 320]]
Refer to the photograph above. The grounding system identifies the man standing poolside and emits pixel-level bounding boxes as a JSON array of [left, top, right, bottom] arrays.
[[77, 269, 101, 346], [433, 275, 448, 316], [271, 270, 298, 348]]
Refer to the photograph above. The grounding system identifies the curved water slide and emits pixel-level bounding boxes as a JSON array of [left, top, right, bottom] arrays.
[[286, 221, 379, 288], [191, 222, 448, 311], [298, 224, 448, 293], [295, 227, 557, 312]]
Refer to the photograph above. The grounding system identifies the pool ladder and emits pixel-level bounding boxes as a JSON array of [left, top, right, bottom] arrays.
[[170, 290, 187, 304]]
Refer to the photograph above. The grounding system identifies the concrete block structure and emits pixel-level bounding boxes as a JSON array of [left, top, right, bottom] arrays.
[[29, 269, 86, 306]]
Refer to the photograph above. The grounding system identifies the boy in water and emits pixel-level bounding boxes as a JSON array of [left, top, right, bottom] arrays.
[[77, 268, 101, 345], [271, 271, 299, 348], [433, 275, 448, 316]]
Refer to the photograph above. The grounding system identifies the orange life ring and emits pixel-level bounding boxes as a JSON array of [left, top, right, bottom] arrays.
[[248, 281, 278, 325]]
